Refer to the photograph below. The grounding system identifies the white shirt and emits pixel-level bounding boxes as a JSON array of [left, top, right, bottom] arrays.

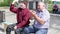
[[34, 9, 50, 29]]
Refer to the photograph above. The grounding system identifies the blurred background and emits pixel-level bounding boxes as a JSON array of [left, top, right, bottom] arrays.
[[0, 0, 60, 13], [0, 0, 52, 12]]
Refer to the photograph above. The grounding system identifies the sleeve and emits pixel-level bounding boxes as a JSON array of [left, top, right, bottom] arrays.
[[42, 11, 50, 22], [17, 10, 30, 28], [10, 4, 18, 13]]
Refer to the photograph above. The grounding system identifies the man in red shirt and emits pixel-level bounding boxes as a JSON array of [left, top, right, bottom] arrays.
[[6, 0, 30, 34]]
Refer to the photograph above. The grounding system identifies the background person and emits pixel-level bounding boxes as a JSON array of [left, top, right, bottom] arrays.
[[53, 4, 58, 14]]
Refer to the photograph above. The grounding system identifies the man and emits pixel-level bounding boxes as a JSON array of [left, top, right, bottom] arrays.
[[53, 4, 58, 13], [23, 2, 50, 34], [6, 0, 30, 34]]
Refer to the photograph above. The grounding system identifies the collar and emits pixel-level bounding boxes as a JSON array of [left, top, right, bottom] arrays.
[[36, 9, 43, 13]]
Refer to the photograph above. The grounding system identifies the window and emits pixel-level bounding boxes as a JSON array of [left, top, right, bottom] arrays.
[[29, 2, 33, 9]]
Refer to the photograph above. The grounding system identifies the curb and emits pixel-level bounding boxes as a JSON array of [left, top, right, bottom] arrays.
[[50, 13, 60, 16]]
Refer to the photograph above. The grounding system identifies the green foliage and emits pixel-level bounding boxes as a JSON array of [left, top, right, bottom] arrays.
[[48, 4, 53, 13], [0, 0, 13, 6], [44, 0, 53, 13]]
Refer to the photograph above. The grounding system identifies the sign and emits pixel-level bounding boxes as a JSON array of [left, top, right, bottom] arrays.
[[52, 0, 60, 2], [54, 1, 60, 4]]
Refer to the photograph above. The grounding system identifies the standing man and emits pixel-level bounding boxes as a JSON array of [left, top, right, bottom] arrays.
[[6, 0, 30, 34], [23, 2, 50, 34]]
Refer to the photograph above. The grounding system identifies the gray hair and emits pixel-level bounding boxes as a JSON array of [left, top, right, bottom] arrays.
[[38, 2, 46, 8]]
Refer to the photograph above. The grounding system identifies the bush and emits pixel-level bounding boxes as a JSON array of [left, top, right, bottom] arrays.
[[48, 4, 53, 13], [0, 0, 13, 6]]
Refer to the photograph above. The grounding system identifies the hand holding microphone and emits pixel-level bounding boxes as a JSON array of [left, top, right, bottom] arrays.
[[12, 0, 19, 4]]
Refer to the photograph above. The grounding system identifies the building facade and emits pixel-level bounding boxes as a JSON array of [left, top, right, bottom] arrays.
[[18, 0, 44, 9]]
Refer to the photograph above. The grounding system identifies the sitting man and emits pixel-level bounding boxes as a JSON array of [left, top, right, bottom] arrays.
[[22, 2, 50, 34], [6, 0, 30, 34]]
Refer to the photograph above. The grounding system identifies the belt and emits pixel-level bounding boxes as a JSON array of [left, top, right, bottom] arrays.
[[33, 26, 48, 30], [39, 28, 48, 30]]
